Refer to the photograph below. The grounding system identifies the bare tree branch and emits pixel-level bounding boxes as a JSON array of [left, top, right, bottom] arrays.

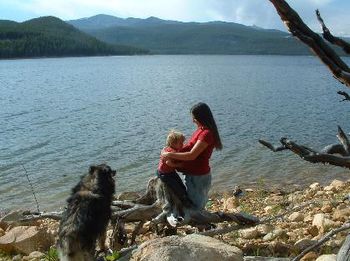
[[260, 127, 350, 169], [316, 9, 350, 54], [337, 91, 350, 102], [268, 0, 350, 87], [292, 222, 350, 261]]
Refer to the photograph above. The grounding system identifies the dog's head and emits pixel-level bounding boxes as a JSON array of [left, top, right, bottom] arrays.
[[88, 164, 116, 195]]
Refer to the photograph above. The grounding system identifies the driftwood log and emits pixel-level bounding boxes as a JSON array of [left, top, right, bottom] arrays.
[[15, 176, 258, 251], [259, 126, 350, 169], [109, 177, 259, 249], [337, 233, 350, 261]]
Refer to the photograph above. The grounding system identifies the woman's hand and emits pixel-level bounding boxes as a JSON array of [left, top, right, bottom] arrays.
[[161, 148, 170, 158]]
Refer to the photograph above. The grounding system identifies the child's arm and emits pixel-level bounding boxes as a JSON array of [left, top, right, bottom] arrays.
[[165, 159, 184, 168]]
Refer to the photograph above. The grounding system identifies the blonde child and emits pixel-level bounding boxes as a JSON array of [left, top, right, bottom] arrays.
[[157, 130, 192, 208]]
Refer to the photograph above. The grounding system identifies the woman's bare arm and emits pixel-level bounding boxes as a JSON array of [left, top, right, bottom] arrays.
[[165, 159, 184, 168], [162, 140, 208, 161]]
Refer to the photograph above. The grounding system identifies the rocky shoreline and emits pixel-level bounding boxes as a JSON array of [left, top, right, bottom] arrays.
[[0, 178, 349, 260]]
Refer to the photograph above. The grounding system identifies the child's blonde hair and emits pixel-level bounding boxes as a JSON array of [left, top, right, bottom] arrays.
[[166, 130, 185, 148]]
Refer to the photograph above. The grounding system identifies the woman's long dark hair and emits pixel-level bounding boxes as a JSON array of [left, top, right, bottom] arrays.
[[191, 102, 222, 150]]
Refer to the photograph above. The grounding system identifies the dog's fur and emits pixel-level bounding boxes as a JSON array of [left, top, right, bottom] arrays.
[[57, 164, 116, 261]]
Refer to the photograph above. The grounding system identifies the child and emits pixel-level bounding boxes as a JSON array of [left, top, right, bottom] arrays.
[[157, 130, 192, 208]]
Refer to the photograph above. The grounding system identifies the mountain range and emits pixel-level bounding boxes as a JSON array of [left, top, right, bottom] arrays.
[[67, 14, 312, 55], [1, 14, 347, 59], [0, 16, 148, 59]]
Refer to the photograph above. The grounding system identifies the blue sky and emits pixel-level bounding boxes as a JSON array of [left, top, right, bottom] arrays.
[[1, 0, 349, 35]]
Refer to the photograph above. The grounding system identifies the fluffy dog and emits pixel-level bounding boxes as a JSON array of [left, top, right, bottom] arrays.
[[57, 164, 116, 261]]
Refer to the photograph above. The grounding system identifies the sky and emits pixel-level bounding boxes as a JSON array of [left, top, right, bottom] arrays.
[[1, 0, 349, 36]]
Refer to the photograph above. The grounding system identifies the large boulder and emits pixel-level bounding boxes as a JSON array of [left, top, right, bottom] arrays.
[[0, 226, 54, 255], [129, 234, 243, 261], [0, 210, 24, 230]]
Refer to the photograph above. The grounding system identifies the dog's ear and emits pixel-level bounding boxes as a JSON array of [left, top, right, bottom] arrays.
[[111, 170, 116, 177], [89, 165, 96, 174]]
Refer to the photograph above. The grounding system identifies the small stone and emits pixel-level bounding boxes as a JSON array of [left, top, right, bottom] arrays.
[[323, 185, 335, 192], [333, 208, 350, 221], [256, 224, 273, 236], [323, 218, 336, 230], [294, 238, 317, 251], [12, 254, 22, 261], [326, 191, 334, 196], [264, 206, 273, 213], [312, 213, 325, 229], [309, 182, 320, 190], [321, 204, 333, 213], [330, 179, 345, 190], [239, 227, 259, 239], [224, 197, 239, 211], [263, 229, 286, 241], [316, 254, 336, 261], [288, 212, 304, 222], [304, 214, 313, 223], [301, 251, 318, 261], [315, 191, 325, 196], [307, 225, 319, 237], [28, 251, 44, 260]]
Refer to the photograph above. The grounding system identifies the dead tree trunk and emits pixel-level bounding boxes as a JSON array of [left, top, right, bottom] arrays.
[[268, 0, 350, 87], [315, 10, 350, 55]]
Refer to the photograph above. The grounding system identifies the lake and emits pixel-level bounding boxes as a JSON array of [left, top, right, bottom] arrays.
[[1, 55, 350, 212]]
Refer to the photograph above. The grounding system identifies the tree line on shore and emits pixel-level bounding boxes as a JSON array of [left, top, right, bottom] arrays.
[[0, 16, 148, 59]]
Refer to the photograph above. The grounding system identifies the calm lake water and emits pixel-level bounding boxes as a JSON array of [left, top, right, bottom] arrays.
[[1, 55, 350, 212]]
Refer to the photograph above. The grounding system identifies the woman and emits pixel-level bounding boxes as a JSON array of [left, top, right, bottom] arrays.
[[162, 102, 222, 210]]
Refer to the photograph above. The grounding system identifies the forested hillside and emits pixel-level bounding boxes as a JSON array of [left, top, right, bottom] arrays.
[[69, 14, 311, 55], [0, 16, 148, 59]]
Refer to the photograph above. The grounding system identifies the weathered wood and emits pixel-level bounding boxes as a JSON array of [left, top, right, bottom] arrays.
[[268, 0, 350, 87], [316, 9, 350, 54], [336, 126, 350, 155], [113, 202, 162, 222], [337, 233, 350, 261], [260, 127, 350, 169], [337, 91, 350, 102], [20, 211, 63, 222], [292, 223, 350, 261]]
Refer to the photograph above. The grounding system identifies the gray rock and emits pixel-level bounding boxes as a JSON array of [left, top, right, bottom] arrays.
[[244, 257, 290, 261], [294, 238, 317, 252], [130, 234, 243, 261], [0, 226, 54, 255], [316, 254, 336, 261]]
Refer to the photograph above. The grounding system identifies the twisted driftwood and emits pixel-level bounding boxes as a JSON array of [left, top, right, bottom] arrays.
[[267, 1, 350, 259], [14, 176, 258, 251], [109, 177, 259, 249], [315, 9, 350, 55], [259, 126, 350, 169], [292, 222, 350, 261], [269, 0, 350, 88]]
